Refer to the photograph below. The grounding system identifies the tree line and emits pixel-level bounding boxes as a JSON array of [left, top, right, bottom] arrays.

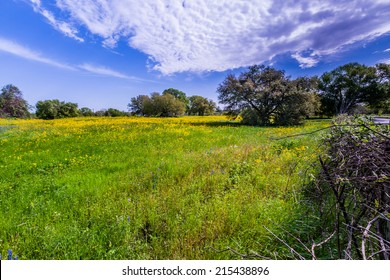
[[1, 62, 389, 123], [0, 86, 217, 120], [218, 62, 390, 126]]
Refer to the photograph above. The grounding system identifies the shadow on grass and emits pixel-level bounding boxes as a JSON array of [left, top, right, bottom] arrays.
[[187, 121, 245, 127], [188, 117, 331, 128]]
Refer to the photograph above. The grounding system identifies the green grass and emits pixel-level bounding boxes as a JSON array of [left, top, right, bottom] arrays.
[[0, 116, 330, 259]]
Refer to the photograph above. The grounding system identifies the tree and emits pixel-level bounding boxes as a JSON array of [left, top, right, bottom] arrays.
[[318, 63, 379, 115], [94, 109, 106, 117], [151, 93, 186, 117], [188, 95, 216, 116], [128, 92, 186, 117], [370, 63, 390, 113], [104, 108, 127, 117], [36, 99, 79, 119], [217, 65, 316, 126], [80, 107, 94, 117], [128, 95, 150, 116], [36, 100, 61, 119], [0, 84, 30, 118], [162, 88, 189, 109], [58, 101, 79, 118]]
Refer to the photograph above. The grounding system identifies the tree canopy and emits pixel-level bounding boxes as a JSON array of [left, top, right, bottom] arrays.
[[128, 92, 186, 117], [0, 84, 30, 118], [188, 95, 216, 116], [217, 65, 318, 126], [36, 99, 79, 119], [318, 63, 386, 115], [162, 88, 189, 109]]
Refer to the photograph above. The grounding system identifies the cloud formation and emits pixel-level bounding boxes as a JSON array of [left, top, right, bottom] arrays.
[[30, 0, 390, 73], [29, 0, 84, 42], [0, 37, 75, 70], [78, 63, 148, 81]]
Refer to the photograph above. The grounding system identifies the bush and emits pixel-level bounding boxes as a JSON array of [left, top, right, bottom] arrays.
[[307, 115, 390, 259]]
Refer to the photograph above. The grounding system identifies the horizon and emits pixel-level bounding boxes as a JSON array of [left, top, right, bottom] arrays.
[[1, 0, 389, 111]]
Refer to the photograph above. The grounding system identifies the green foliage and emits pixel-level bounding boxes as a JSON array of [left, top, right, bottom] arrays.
[[217, 65, 318, 126], [80, 107, 94, 117], [0, 84, 30, 118], [227, 161, 253, 187], [128, 95, 150, 115], [318, 63, 387, 115], [371, 63, 390, 114], [188, 95, 216, 116], [240, 108, 261, 126], [104, 108, 127, 117], [162, 88, 189, 108], [129, 92, 186, 117], [36, 99, 80, 119]]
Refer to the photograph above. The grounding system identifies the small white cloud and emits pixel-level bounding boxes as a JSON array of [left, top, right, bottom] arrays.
[[0, 37, 75, 70], [292, 52, 319, 68], [384, 48, 390, 52], [78, 63, 130, 79], [78, 63, 152, 82]]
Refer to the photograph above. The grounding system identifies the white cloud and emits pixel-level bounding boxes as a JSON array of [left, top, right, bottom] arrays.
[[0, 37, 147, 81], [384, 48, 390, 52], [29, 0, 84, 42], [78, 63, 147, 81], [379, 58, 390, 64], [0, 37, 75, 70], [30, 0, 390, 74], [291, 52, 320, 68]]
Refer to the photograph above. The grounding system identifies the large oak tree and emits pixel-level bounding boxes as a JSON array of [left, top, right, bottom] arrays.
[[217, 65, 317, 126]]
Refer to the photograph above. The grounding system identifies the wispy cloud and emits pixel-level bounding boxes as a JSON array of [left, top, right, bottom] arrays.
[[0, 37, 75, 70], [78, 63, 148, 81], [29, 0, 84, 42], [30, 0, 390, 73], [0, 37, 147, 81], [384, 48, 390, 52]]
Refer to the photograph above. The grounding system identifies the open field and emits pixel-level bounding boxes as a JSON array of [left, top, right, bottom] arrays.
[[0, 116, 330, 259]]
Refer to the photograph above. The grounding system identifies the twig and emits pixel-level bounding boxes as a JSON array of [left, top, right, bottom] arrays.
[[361, 124, 390, 140], [362, 215, 380, 260], [311, 230, 336, 260], [367, 249, 390, 260], [264, 226, 305, 260], [267, 219, 312, 256]]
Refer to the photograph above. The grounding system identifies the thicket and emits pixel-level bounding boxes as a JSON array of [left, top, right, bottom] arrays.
[[302, 116, 390, 259]]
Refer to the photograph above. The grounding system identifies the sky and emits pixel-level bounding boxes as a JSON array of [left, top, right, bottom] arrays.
[[0, 0, 390, 111]]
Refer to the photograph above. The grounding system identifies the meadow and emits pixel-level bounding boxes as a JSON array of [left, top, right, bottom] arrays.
[[0, 116, 330, 259]]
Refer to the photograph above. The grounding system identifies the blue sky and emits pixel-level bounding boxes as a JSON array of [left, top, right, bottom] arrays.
[[0, 0, 389, 111]]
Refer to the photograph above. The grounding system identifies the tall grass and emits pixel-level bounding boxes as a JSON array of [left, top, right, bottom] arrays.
[[0, 116, 329, 259]]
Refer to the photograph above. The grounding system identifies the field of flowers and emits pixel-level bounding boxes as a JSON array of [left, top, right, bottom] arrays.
[[0, 116, 329, 259]]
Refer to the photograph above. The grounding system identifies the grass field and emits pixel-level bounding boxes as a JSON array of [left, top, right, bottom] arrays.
[[0, 116, 330, 259]]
